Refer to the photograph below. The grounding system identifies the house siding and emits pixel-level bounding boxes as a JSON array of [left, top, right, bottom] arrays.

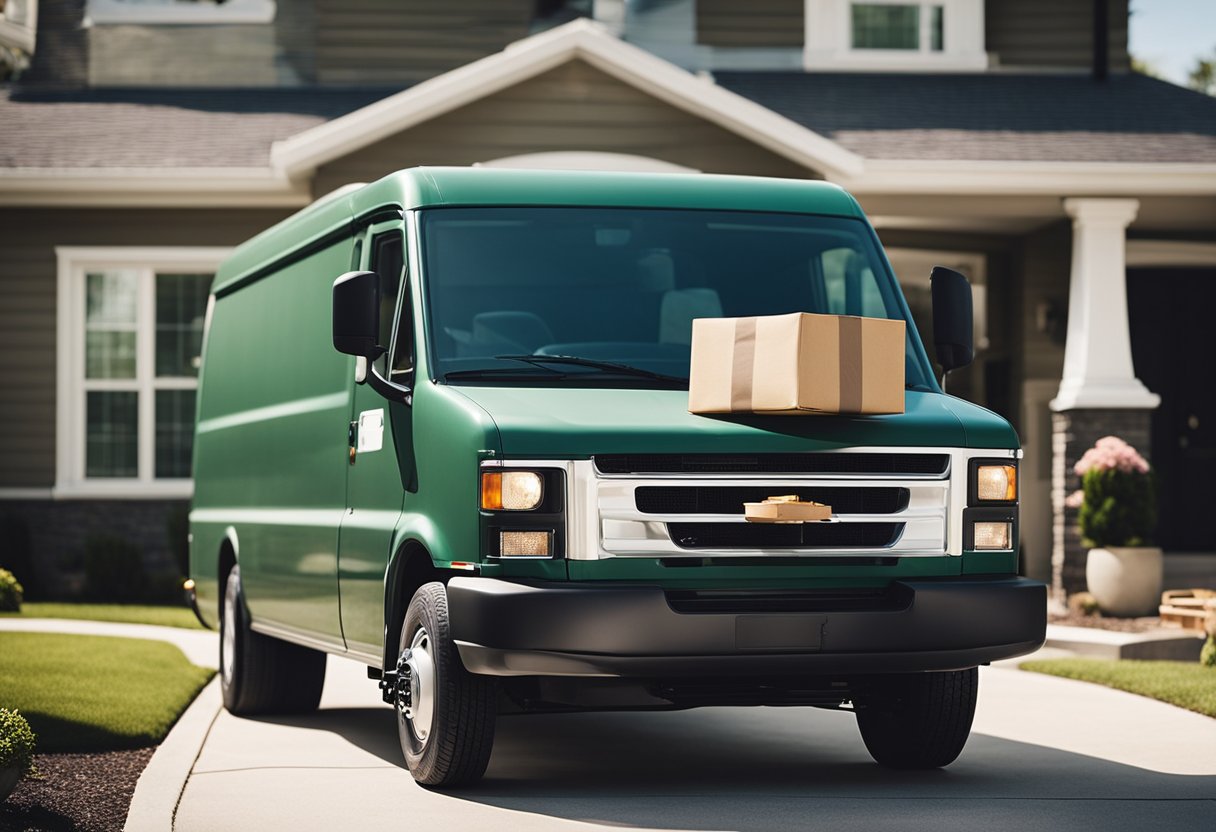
[[0, 207, 291, 489], [985, 0, 1130, 72], [696, 0, 804, 48], [313, 0, 534, 86], [313, 60, 817, 196]]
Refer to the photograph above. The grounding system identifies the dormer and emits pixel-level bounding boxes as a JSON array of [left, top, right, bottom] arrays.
[[803, 0, 987, 71]]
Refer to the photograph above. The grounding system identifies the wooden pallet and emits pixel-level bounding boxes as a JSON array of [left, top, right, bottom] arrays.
[[1158, 589, 1216, 633]]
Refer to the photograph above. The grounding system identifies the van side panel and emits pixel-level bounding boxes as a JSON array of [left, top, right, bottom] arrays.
[[191, 236, 355, 643]]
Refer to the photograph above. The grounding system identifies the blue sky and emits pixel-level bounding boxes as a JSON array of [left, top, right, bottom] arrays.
[[1129, 0, 1216, 85]]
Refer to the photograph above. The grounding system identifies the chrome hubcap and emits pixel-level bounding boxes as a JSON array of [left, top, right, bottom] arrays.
[[403, 628, 436, 743]]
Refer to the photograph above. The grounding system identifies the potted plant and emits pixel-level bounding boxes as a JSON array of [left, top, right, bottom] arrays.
[[1068, 436, 1161, 617], [0, 708, 36, 802]]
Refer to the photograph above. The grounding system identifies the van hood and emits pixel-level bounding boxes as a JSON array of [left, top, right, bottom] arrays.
[[447, 386, 1018, 457]]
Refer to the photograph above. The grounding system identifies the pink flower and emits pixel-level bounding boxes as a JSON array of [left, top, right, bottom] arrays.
[[1074, 435, 1150, 477], [1064, 489, 1085, 509]]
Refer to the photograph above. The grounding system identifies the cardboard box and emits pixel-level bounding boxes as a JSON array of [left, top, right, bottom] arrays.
[[744, 496, 832, 524], [688, 312, 905, 415]]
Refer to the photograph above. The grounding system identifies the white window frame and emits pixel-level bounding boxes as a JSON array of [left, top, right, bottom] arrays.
[[804, 0, 987, 72], [84, 0, 275, 27], [55, 247, 231, 499], [0, 0, 38, 52]]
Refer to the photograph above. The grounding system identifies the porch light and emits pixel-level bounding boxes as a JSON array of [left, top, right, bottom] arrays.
[[972, 521, 1012, 551]]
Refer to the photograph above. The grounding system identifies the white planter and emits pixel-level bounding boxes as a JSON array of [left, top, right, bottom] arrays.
[[1086, 546, 1164, 617]]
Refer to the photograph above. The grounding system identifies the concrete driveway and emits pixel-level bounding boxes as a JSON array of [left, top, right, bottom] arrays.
[[174, 652, 1216, 832]]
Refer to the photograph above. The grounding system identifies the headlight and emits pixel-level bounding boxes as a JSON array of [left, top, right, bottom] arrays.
[[480, 470, 544, 511], [975, 464, 1017, 502]]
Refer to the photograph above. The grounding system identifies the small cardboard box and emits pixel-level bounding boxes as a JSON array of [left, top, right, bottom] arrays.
[[744, 496, 832, 524], [688, 312, 905, 415]]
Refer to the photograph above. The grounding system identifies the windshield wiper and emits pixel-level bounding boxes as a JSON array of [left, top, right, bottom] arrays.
[[496, 354, 687, 384], [443, 365, 568, 381]]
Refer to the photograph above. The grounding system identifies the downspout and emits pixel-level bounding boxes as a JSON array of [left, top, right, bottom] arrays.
[[1092, 0, 1109, 81]]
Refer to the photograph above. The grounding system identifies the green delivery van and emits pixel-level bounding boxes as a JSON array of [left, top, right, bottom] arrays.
[[189, 167, 1046, 787]]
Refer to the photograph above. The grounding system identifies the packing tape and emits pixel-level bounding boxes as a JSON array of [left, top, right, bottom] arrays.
[[839, 315, 864, 412], [730, 317, 757, 410]]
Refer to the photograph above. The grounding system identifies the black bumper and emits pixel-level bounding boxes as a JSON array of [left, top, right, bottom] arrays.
[[448, 575, 1046, 677]]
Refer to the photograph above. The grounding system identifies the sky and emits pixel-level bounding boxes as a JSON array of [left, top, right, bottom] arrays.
[[1129, 0, 1216, 86]]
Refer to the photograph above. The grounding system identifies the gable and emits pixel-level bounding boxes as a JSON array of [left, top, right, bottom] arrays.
[[312, 60, 819, 197]]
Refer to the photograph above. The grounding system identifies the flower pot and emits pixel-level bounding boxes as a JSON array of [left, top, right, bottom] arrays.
[[1085, 546, 1164, 617], [0, 766, 22, 802]]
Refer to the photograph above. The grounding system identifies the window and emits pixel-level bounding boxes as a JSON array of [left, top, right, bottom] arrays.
[[851, 3, 945, 52], [56, 248, 230, 497], [804, 0, 985, 71], [84, 0, 275, 26]]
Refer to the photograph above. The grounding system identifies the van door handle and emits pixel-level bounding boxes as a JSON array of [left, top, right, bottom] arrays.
[[348, 420, 358, 465]]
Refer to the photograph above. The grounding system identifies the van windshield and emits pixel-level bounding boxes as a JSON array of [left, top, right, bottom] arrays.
[[420, 207, 936, 391]]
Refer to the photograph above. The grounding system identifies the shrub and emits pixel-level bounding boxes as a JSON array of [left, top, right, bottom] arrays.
[[1202, 636, 1216, 669], [1072, 436, 1157, 548], [0, 568, 23, 612], [83, 535, 147, 603], [0, 708, 37, 778]]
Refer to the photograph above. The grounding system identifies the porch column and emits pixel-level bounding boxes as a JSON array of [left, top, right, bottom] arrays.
[[1050, 198, 1159, 601]]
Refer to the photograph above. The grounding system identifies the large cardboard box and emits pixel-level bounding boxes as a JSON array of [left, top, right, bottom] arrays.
[[688, 312, 905, 415]]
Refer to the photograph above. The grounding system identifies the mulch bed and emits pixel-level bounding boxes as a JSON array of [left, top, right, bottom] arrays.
[[1049, 610, 1170, 633], [0, 749, 153, 832]]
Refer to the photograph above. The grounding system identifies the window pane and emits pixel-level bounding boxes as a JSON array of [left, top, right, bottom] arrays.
[[156, 273, 213, 378], [85, 271, 138, 379], [852, 3, 919, 50], [930, 5, 943, 51], [85, 330, 137, 379], [155, 389, 196, 479], [86, 391, 138, 478]]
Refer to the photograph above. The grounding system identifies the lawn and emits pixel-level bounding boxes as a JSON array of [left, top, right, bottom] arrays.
[[0, 601, 204, 630], [0, 632, 214, 752], [1021, 658, 1216, 719]]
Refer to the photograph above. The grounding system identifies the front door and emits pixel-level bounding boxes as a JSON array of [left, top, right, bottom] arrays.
[[337, 220, 414, 656], [1128, 268, 1216, 551]]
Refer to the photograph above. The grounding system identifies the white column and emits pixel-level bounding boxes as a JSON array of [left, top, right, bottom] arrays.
[[1050, 198, 1160, 412]]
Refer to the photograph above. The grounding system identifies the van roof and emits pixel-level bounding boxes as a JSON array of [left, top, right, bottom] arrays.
[[214, 167, 861, 295]]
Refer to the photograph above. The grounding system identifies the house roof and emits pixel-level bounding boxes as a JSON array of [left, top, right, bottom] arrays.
[[0, 87, 388, 168], [714, 71, 1216, 164], [1, 20, 1214, 206]]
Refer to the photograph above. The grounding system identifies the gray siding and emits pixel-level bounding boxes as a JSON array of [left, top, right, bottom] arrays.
[[314, 60, 817, 196], [314, 0, 534, 86], [0, 208, 290, 488], [696, 0, 804, 48], [986, 0, 1130, 72]]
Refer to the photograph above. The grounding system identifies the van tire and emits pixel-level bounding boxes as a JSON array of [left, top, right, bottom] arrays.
[[855, 667, 978, 769], [220, 566, 327, 715], [396, 582, 497, 787]]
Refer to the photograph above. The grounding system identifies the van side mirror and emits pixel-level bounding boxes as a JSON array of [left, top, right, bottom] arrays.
[[332, 270, 385, 359], [930, 266, 974, 375]]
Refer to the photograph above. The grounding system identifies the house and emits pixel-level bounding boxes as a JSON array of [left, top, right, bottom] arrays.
[[1, 0, 1214, 599]]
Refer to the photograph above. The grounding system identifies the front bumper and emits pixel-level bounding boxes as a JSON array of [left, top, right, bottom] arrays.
[[448, 575, 1046, 677]]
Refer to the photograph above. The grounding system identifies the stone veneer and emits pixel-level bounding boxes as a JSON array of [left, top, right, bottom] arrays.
[[1051, 409, 1153, 600], [0, 499, 188, 599]]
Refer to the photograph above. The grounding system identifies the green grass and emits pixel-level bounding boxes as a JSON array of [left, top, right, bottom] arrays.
[[0, 633, 214, 752], [0, 602, 204, 630], [1021, 658, 1216, 719]]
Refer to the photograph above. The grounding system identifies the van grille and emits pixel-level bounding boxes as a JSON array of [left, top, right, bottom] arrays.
[[667, 521, 903, 550], [595, 453, 948, 476], [635, 486, 908, 515]]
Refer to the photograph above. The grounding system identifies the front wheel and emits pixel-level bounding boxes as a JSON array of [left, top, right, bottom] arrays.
[[855, 667, 978, 769], [393, 582, 498, 787]]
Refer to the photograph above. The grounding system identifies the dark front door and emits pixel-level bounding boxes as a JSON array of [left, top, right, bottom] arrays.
[[1128, 268, 1216, 551]]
